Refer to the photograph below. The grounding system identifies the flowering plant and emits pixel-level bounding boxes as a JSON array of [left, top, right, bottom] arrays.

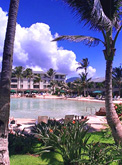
[[34, 120, 90, 164], [114, 103, 122, 117]]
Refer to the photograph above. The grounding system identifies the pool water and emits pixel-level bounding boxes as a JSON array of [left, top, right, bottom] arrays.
[[10, 98, 104, 119]]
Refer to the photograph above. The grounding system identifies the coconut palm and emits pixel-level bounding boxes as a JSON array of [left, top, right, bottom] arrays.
[[33, 74, 42, 91], [23, 68, 33, 91], [96, 82, 105, 90], [72, 78, 83, 96], [79, 72, 91, 96], [23, 68, 33, 79], [47, 68, 56, 93], [77, 58, 89, 75], [53, 0, 122, 144], [46, 68, 56, 80], [112, 66, 122, 96], [0, 0, 19, 164], [77, 58, 90, 96], [12, 66, 24, 93], [87, 81, 95, 91]]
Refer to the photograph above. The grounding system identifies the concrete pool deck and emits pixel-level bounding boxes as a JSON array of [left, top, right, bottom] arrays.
[[12, 115, 107, 133]]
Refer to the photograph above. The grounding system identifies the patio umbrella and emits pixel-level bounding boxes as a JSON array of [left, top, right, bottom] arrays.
[[32, 90, 38, 93], [60, 90, 66, 93], [25, 90, 30, 93], [10, 89, 16, 93], [93, 90, 102, 94]]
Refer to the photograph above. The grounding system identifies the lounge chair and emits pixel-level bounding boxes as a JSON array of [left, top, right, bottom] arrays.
[[113, 95, 120, 101], [113, 95, 117, 100], [65, 115, 74, 123], [117, 96, 120, 100], [37, 116, 48, 124]]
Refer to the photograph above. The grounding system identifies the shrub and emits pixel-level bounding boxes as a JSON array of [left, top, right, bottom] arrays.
[[114, 103, 122, 117], [80, 142, 120, 164], [9, 131, 38, 155], [33, 120, 90, 164]]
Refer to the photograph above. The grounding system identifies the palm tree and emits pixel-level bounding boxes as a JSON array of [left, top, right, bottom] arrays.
[[46, 68, 56, 81], [0, 0, 19, 164], [77, 58, 90, 96], [77, 58, 89, 75], [53, 0, 122, 144], [79, 72, 91, 96], [47, 68, 56, 94], [96, 82, 105, 90], [12, 66, 24, 93], [72, 78, 83, 96], [112, 66, 122, 96], [87, 81, 95, 92], [23, 68, 33, 79], [33, 74, 42, 91], [23, 68, 33, 92]]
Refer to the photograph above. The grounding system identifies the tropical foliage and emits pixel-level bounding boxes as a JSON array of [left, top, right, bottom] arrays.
[[32, 120, 122, 164], [12, 66, 24, 93], [23, 68, 33, 79], [76, 58, 91, 96], [33, 120, 90, 164], [9, 132, 38, 155], [33, 74, 42, 84], [112, 66, 122, 96], [47, 68, 57, 94], [77, 58, 89, 75], [46, 68, 56, 80], [114, 103, 122, 117]]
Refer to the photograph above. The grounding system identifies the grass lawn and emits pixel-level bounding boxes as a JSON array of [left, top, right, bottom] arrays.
[[10, 153, 63, 165], [10, 155, 44, 165], [88, 129, 114, 144]]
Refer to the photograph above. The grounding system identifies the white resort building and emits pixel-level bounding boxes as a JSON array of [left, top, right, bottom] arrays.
[[10, 71, 66, 94]]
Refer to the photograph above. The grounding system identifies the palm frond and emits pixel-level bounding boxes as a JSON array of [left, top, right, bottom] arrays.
[[91, 0, 112, 30], [63, 0, 122, 30], [53, 35, 104, 47]]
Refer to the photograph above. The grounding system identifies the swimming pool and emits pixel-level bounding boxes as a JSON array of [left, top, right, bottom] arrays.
[[10, 98, 104, 119]]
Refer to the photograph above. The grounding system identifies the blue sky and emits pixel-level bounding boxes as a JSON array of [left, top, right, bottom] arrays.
[[0, 0, 122, 78]]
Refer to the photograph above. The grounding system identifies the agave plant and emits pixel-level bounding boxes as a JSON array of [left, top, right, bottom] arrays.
[[34, 120, 90, 165]]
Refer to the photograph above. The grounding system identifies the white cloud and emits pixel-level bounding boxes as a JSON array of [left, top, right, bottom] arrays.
[[76, 66, 96, 78], [87, 66, 96, 77], [0, 7, 96, 78]]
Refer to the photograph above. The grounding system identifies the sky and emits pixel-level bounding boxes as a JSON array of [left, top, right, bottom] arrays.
[[0, 0, 122, 79]]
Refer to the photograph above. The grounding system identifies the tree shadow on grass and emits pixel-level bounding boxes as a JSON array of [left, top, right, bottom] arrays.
[[41, 152, 63, 165]]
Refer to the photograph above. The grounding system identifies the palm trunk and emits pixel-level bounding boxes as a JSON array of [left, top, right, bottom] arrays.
[[17, 77, 20, 94], [105, 60, 122, 145], [84, 87, 86, 97], [0, 0, 19, 164], [119, 84, 121, 97]]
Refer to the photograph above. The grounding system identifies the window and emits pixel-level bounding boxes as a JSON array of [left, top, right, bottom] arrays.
[[20, 85, 23, 88], [60, 75, 65, 79], [33, 85, 39, 88], [11, 79, 17, 83], [55, 75, 59, 79], [43, 85, 47, 88], [43, 74, 47, 78], [11, 85, 17, 88]]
